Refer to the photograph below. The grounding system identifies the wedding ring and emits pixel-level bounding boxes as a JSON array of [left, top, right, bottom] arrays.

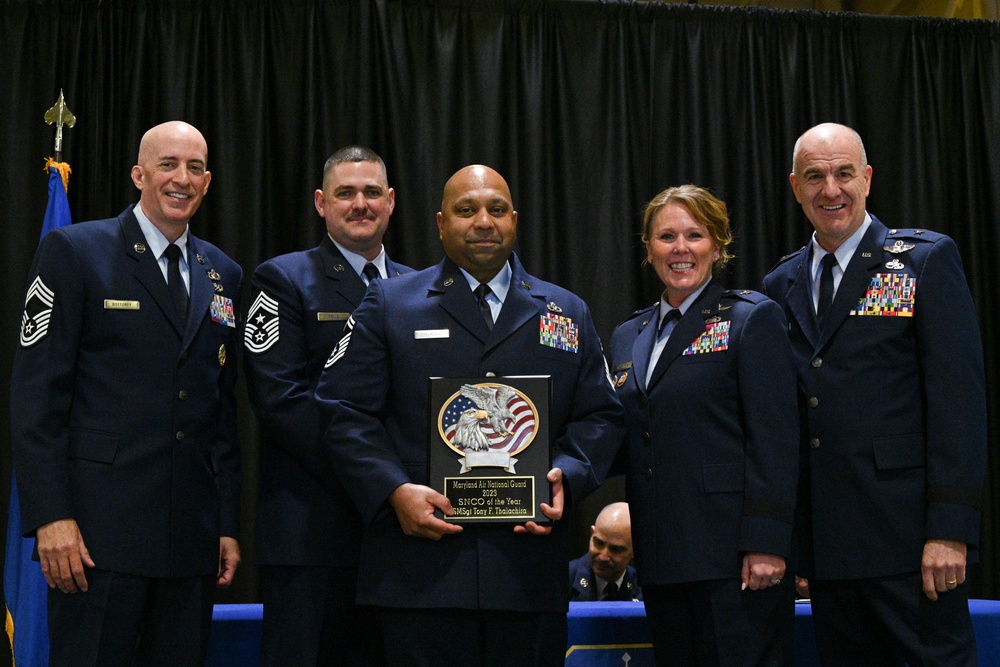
[[946, 579, 958, 585], [770, 578, 782, 585]]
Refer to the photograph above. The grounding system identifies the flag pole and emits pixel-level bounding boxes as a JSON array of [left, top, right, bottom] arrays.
[[5, 89, 77, 667]]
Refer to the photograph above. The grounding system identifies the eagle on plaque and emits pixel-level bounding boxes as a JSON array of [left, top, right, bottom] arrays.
[[439, 382, 539, 473], [451, 384, 518, 451]]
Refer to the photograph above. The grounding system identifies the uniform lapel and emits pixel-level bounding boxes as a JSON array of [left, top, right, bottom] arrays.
[[629, 307, 658, 396], [121, 213, 185, 337], [647, 281, 724, 390], [432, 259, 490, 344], [779, 247, 819, 348], [486, 258, 542, 355], [185, 237, 219, 345], [385, 257, 407, 278], [816, 220, 886, 350], [321, 237, 367, 309]]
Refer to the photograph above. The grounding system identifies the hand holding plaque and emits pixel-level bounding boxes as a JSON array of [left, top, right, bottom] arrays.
[[428, 376, 552, 523]]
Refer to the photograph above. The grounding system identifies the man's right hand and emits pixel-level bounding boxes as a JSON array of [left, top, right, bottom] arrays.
[[36, 519, 94, 593], [389, 483, 464, 540]]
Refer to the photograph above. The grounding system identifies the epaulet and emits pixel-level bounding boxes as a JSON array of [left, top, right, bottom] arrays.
[[618, 302, 658, 327], [884, 228, 946, 243], [767, 245, 806, 273], [721, 289, 767, 305]]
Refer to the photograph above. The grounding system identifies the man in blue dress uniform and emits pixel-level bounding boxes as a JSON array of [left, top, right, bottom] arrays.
[[316, 164, 625, 666], [244, 146, 412, 666], [762, 122, 986, 665], [11, 121, 243, 666]]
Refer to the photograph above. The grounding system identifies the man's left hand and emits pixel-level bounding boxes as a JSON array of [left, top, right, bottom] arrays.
[[217, 536, 241, 588], [921, 539, 967, 601], [741, 552, 786, 591]]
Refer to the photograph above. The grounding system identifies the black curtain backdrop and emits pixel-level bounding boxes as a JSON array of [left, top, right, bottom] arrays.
[[1, 0, 998, 605]]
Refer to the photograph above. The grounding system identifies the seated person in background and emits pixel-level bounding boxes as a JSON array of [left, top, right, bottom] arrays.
[[569, 502, 642, 602]]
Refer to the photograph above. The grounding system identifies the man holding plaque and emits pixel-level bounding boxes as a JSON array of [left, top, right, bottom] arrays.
[[316, 164, 625, 665]]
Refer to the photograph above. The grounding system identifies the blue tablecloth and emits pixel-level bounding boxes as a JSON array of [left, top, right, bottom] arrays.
[[206, 599, 1000, 666]]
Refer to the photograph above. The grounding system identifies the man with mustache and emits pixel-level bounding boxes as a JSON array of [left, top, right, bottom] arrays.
[[244, 145, 412, 666], [10, 120, 243, 665], [316, 164, 625, 666]]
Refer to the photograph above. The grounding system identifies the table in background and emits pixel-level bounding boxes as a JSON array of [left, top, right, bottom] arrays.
[[206, 599, 1000, 666]]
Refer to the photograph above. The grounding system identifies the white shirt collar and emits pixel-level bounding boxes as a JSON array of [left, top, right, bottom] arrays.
[[657, 279, 711, 325], [331, 236, 387, 280], [458, 261, 512, 305], [810, 212, 872, 278], [133, 203, 189, 261]]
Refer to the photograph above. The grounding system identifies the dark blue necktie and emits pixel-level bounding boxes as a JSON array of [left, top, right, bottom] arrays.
[[658, 309, 681, 341], [600, 581, 619, 601], [474, 283, 494, 331], [164, 244, 188, 319], [362, 262, 381, 284], [817, 253, 837, 326]]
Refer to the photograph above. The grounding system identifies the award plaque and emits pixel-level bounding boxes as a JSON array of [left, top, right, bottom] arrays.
[[428, 375, 551, 523]]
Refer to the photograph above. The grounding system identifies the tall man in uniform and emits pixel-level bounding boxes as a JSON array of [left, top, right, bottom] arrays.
[[10, 120, 243, 666], [244, 145, 412, 665], [315, 165, 625, 666], [762, 122, 986, 665]]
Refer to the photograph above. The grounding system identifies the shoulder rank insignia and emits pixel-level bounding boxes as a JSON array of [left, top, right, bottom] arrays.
[[244, 291, 280, 352], [325, 315, 355, 368], [19, 276, 55, 347]]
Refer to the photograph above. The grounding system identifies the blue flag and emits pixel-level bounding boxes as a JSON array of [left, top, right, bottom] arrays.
[[4, 162, 72, 666]]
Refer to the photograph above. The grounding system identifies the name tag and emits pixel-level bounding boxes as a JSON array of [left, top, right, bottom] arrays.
[[415, 329, 450, 339], [104, 300, 140, 310], [317, 312, 350, 322]]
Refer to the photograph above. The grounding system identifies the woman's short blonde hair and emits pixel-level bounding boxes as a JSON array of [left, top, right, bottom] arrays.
[[641, 184, 734, 271]]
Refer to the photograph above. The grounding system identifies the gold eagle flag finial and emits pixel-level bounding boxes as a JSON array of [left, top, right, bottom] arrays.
[[43, 89, 76, 189]]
